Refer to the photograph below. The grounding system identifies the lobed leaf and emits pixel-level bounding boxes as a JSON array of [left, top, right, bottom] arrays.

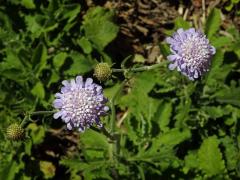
[[198, 136, 225, 176]]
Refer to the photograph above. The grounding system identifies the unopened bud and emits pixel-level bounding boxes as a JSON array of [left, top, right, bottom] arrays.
[[6, 123, 25, 141], [94, 63, 112, 82]]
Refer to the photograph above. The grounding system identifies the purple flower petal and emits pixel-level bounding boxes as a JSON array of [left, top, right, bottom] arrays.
[[210, 46, 216, 54], [166, 37, 176, 44], [55, 93, 62, 98], [76, 76, 83, 86], [85, 78, 93, 87], [169, 63, 178, 70], [53, 76, 109, 132], [62, 80, 69, 87], [53, 111, 62, 119], [70, 79, 76, 88], [167, 55, 178, 62], [53, 99, 62, 108], [166, 28, 216, 80], [67, 123, 73, 130], [104, 106, 109, 112]]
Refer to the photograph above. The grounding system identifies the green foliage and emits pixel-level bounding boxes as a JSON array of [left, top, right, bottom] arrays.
[[0, 161, 22, 180], [225, 0, 240, 12], [0, 2, 240, 180], [198, 136, 225, 177], [82, 7, 119, 51], [0, 1, 118, 179], [205, 8, 221, 39], [27, 123, 45, 144]]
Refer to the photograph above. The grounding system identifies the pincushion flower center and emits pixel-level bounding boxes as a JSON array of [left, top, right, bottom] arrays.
[[62, 90, 95, 117], [53, 76, 108, 131], [181, 37, 210, 66], [166, 28, 216, 80]]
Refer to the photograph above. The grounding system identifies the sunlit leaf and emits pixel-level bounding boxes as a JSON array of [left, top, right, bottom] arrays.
[[198, 136, 225, 176], [205, 8, 221, 39]]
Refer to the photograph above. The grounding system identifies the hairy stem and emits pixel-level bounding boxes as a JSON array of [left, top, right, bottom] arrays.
[[30, 110, 57, 115], [112, 63, 164, 73], [21, 110, 56, 127]]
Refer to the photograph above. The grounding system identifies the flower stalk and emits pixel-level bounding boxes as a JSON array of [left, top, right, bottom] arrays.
[[20, 110, 56, 127], [112, 63, 163, 73]]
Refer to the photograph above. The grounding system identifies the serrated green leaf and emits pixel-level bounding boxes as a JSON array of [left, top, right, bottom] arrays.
[[153, 101, 172, 132], [174, 17, 191, 29], [21, 0, 36, 9], [155, 128, 191, 147], [32, 43, 48, 76], [78, 37, 92, 54], [24, 15, 43, 37], [119, 71, 160, 142], [174, 97, 191, 127], [82, 6, 114, 22], [64, 52, 95, 75], [140, 128, 191, 162], [84, 19, 118, 51], [215, 86, 240, 107], [60, 159, 111, 179], [221, 136, 239, 171], [80, 129, 109, 150], [3, 49, 24, 69], [0, 48, 28, 83], [202, 106, 224, 119], [205, 50, 232, 85], [0, 69, 27, 84], [205, 8, 221, 39], [183, 151, 198, 174], [0, 161, 21, 180], [198, 136, 225, 176], [104, 83, 122, 104], [211, 36, 232, 48], [53, 52, 67, 69], [31, 81, 45, 99], [82, 7, 119, 51], [47, 70, 60, 87]]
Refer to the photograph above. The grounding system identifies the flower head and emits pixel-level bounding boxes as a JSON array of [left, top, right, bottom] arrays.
[[53, 76, 109, 132], [6, 123, 25, 141], [94, 63, 112, 82], [166, 28, 216, 80]]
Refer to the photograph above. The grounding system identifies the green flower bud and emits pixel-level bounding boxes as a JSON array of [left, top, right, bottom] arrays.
[[6, 123, 25, 141], [94, 63, 112, 82]]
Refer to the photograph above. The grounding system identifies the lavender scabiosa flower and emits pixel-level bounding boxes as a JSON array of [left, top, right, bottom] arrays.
[[166, 28, 216, 80], [53, 76, 109, 132]]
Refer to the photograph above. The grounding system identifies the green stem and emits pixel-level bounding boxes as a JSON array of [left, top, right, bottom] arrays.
[[112, 63, 164, 73], [30, 110, 57, 115], [21, 110, 56, 127], [20, 116, 29, 127], [108, 80, 127, 170], [101, 126, 116, 141], [110, 99, 116, 134], [110, 81, 126, 134]]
